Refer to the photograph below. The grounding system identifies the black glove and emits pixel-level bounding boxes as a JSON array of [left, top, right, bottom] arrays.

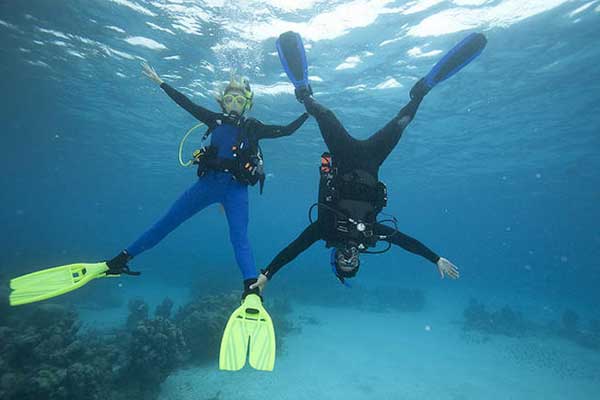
[[295, 85, 313, 103], [106, 251, 140, 276]]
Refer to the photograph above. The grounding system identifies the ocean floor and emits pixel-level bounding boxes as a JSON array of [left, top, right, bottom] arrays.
[[156, 292, 600, 400], [73, 283, 600, 400]]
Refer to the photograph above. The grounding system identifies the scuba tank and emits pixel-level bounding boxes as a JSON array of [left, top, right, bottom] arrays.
[[315, 152, 388, 250]]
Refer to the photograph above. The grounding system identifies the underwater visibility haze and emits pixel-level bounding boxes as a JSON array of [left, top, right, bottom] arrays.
[[1, 1, 600, 399]]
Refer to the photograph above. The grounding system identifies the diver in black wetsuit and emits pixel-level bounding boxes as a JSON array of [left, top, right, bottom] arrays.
[[251, 83, 459, 289], [249, 30, 488, 291]]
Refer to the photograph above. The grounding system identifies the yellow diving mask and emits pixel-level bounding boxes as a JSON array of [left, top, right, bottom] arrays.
[[219, 75, 253, 116], [223, 93, 249, 106], [222, 90, 250, 116]]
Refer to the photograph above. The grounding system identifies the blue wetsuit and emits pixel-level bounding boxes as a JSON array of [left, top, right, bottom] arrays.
[[126, 83, 308, 281]]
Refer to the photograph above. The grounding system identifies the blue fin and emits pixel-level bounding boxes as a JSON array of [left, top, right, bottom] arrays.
[[423, 32, 487, 89], [276, 31, 309, 89]]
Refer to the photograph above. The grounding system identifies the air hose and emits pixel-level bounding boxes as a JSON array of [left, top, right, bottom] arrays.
[[178, 123, 206, 167]]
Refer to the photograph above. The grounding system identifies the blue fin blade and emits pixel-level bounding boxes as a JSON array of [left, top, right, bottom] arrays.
[[424, 32, 487, 89], [276, 31, 309, 89]]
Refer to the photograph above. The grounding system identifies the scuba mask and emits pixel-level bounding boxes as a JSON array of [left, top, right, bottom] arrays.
[[330, 245, 360, 285], [222, 91, 248, 115], [218, 76, 253, 116]]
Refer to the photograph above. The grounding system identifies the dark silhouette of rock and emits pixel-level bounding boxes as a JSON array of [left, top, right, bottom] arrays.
[[155, 297, 174, 319], [463, 299, 530, 337]]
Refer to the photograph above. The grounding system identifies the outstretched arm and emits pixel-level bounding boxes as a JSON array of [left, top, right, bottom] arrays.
[[375, 223, 459, 279], [160, 83, 220, 126], [365, 95, 423, 166], [375, 222, 439, 263], [142, 62, 219, 125], [249, 113, 310, 140], [261, 222, 322, 280]]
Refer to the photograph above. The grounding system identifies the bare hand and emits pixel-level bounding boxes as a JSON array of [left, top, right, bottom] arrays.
[[249, 273, 268, 293], [437, 257, 460, 279], [141, 62, 163, 85]]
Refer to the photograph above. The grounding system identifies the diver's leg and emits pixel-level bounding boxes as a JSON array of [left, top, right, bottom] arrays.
[[367, 33, 488, 165], [303, 96, 353, 154], [125, 178, 217, 257], [365, 95, 424, 165], [222, 181, 257, 282]]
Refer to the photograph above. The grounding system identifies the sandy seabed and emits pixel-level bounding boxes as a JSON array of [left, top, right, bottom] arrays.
[[157, 290, 600, 400]]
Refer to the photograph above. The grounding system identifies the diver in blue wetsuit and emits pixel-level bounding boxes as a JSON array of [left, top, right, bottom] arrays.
[[106, 63, 309, 294]]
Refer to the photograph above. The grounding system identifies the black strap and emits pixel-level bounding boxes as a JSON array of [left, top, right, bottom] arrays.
[[201, 126, 213, 141], [242, 278, 262, 300], [106, 264, 141, 276], [121, 265, 141, 276]]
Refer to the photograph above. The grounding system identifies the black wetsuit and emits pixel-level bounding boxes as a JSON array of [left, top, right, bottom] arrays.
[[263, 95, 440, 279]]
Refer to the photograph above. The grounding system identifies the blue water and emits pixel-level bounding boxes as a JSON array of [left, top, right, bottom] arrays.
[[1, 1, 600, 399]]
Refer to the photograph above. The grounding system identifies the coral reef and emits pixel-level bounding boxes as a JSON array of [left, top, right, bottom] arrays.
[[0, 290, 296, 400], [0, 301, 189, 400], [462, 299, 600, 351], [463, 299, 531, 337], [0, 304, 116, 400], [126, 298, 149, 330], [155, 297, 174, 319], [174, 291, 297, 362], [174, 292, 240, 361], [125, 316, 189, 395]]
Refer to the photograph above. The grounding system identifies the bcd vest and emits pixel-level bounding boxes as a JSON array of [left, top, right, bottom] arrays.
[[317, 152, 387, 249]]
